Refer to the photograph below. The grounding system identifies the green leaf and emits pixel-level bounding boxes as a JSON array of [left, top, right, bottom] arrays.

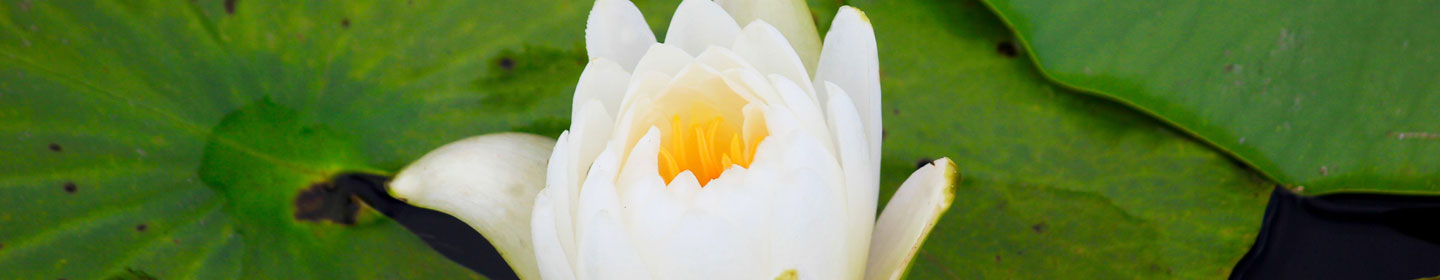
[[0, 0, 592, 278], [1, 0, 1274, 279], [839, 0, 1270, 277], [979, 0, 1440, 193]]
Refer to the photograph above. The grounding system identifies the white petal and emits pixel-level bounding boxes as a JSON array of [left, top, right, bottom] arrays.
[[570, 100, 616, 185], [576, 148, 623, 241], [612, 72, 673, 160], [654, 211, 766, 279], [747, 130, 849, 279], [694, 46, 751, 72], [733, 21, 816, 96], [722, 68, 785, 106], [573, 58, 631, 117], [531, 189, 577, 280], [762, 104, 803, 139], [617, 127, 664, 188], [666, 170, 703, 204], [667, 63, 750, 112], [587, 0, 657, 70], [389, 133, 555, 280], [544, 132, 580, 263], [715, 0, 822, 72], [691, 165, 769, 257], [741, 103, 770, 144], [865, 158, 959, 280], [615, 128, 690, 267], [664, 0, 743, 55], [814, 6, 881, 163], [826, 85, 879, 278], [632, 43, 694, 76], [577, 210, 654, 280], [769, 74, 833, 155]]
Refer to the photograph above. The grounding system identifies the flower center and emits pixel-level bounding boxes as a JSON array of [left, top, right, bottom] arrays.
[[657, 113, 764, 186]]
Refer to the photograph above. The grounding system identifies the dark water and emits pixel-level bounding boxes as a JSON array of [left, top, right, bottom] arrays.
[[1231, 186, 1440, 279]]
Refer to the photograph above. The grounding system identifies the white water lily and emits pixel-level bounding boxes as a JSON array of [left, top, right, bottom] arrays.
[[390, 0, 957, 279]]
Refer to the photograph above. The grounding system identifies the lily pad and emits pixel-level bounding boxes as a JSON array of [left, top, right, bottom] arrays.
[[843, 0, 1272, 277], [2, 0, 1274, 278], [0, 0, 591, 278], [980, 0, 1440, 193]]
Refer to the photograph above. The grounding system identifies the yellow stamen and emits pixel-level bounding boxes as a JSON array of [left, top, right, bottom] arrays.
[[658, 114, 765, 186]]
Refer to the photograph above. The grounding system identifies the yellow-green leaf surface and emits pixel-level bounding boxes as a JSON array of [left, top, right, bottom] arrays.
[[981, 0, 1440, 193], [1, 0, 1272, 278], [0, 0, 589, 278]]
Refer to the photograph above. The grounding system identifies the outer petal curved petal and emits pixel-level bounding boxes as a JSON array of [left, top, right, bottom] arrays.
[[733, 21, 816, 96], [664, 0, 743, 55], [747, 129, 848, 279], [544, 132, 580, 262], [654, 211, 766, 279], [587, 0, 657, 70], [631, 43, 694, 77], [576, 148, 624, 242], [826, 85, 878, 278], [769, 74, 832, 155], [716, 0, 822, 72], [389, 133, 555, 280], [531, 189, 577, 280], [573, 58, 631, 117], [865, 158, 959, 280], [814, 6, 881, 163], [614, 128, 690, 267], [577, 211, 654, 280], [569, 100, 616, 185]]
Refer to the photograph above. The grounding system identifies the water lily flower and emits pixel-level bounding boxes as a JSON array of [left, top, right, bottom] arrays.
[[389, 0, 958, 279]]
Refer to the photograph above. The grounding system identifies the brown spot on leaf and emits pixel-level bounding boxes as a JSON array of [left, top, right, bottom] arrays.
[[224, 0, 237, 15], [994, 254, 1002, 263], [48, 143, 61, 152], [1031, 222, 1047, 233], [63, 182, 76, 193], [499, 57, 515, 70], [135, 223, 147, 232], [1224, 64, 1236, 72], [294, 182, 360, 225], [340, 18, 350, 29], [996, 41, 1018, 58]]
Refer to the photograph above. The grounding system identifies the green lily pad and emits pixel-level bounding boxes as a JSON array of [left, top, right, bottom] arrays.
[[2, 0, 1272, 278], [980, 0, 1440, 193], [843, 0, 1271, 277], [0, 0, 592, 278]]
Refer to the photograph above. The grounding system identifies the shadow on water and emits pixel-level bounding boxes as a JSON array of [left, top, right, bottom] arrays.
[[1232, 186, 1440, 279], [336, 174, 519, 280]]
